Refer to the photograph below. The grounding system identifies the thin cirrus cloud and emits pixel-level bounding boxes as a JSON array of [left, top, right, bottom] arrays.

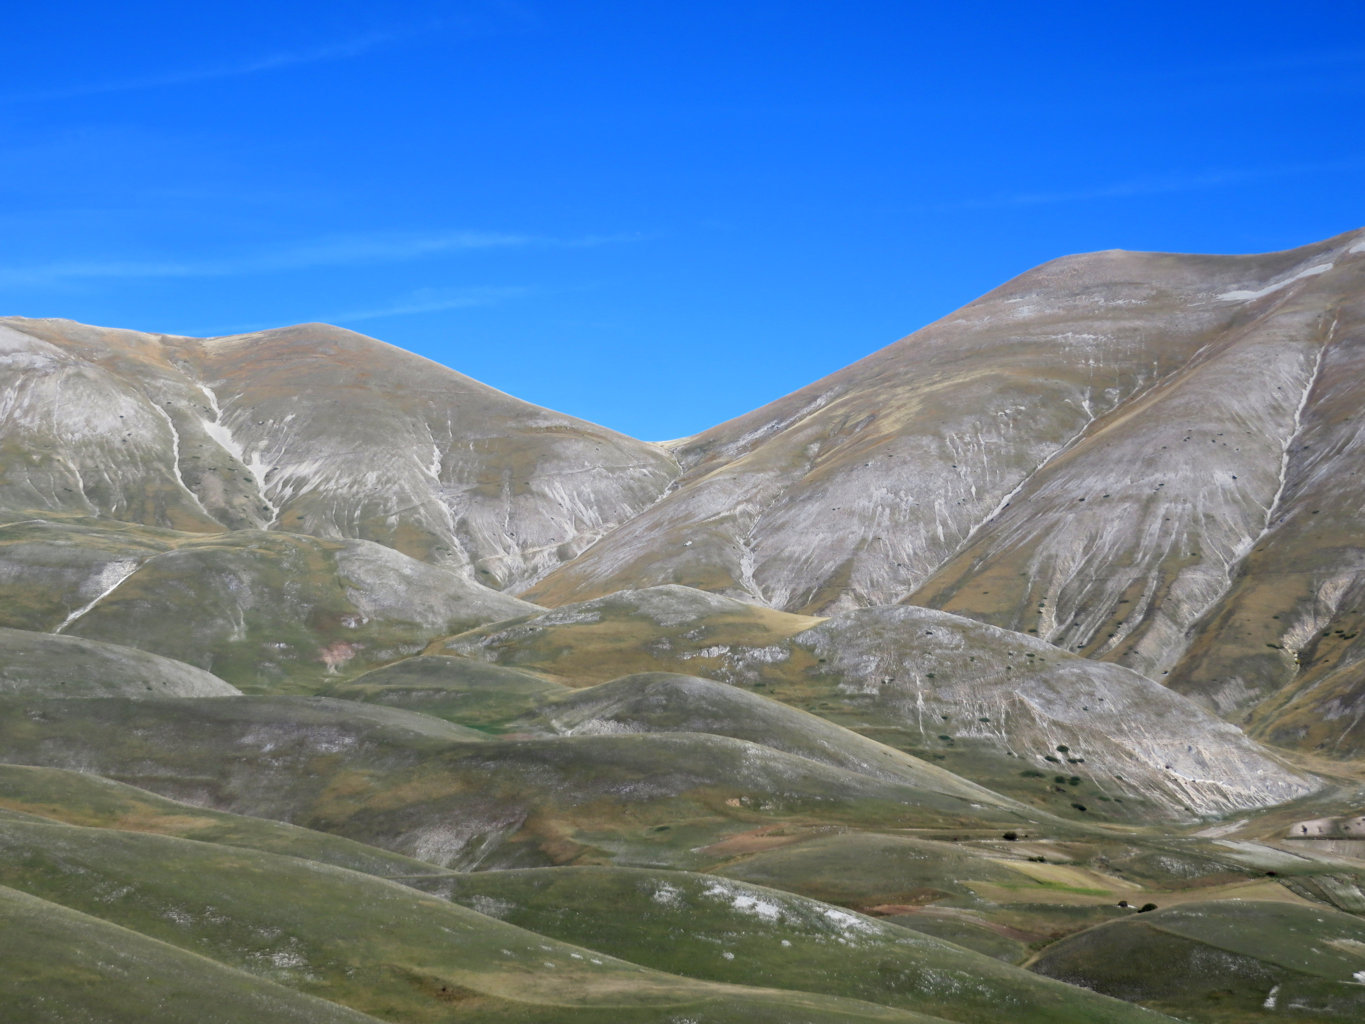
[[188, 285, 532, 338], [0, 230, 639, 289], [1, 30, 406, 104], [330, 285, 532, 324]]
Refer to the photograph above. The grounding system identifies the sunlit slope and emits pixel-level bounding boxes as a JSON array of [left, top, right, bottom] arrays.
[[910, 236, 1365, 734], [0, 317, 678, 588], [442, 586, 1318, 818], [0, 817, 956, 1024], [7, 233, 1365, 754], [526, 230, 1364, 619], [1030, 900, 1365, 1023], [512, 230, 1365, 753]]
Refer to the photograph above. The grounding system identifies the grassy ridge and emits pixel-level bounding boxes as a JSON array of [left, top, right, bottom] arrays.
[[431, 864, 1173, 1023], [0, 817, 957, 1023], [322, 656, 569, 731], [0, 884, 386, 1024], [0, 696, 1032, 869], [1030, 900, 1365, 1022]]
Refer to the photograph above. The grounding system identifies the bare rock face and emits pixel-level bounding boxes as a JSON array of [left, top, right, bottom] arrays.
[[0, 319, 679, 590]]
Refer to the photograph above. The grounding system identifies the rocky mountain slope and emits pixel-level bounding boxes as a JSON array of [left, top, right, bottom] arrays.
[[0, 318, 678, 589], [521, 228, 1365, 748]]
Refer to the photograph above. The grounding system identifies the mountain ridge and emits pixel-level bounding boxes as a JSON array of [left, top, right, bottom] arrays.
[[4, 228, 1365, 1024], [6, 227, 1365, 752]]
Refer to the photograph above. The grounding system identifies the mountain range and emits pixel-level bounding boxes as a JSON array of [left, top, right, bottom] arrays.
[[2, 227, 1364, 1023]]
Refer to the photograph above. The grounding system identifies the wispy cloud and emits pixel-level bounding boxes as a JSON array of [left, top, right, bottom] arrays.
[[2, 30, 403, 104], [929, 156, 1365, 212], [330, 285, 531, 323], [0, 230, 639, 289]]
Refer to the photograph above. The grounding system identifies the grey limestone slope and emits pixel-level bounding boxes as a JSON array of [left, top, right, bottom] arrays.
[[8, 232, 1365, 755], [910, 230, 1365, 717], [515, 228, 1365, 754], [524, 232, 1364, 613], [784, 606, 1320, 817], [0, 318, 678, 589]]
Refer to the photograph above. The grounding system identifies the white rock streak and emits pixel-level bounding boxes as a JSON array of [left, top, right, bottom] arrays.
[[148, 401, 212, 518], [197, 382, 280, 524], [53, 559, 141, 634], [949, 399, 1098, 558], [1238, 324, 1330, 562], [1217, 262, 1332, 302]]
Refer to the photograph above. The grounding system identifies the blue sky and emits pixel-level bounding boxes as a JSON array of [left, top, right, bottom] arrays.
[[3, 2, 1362, 440]]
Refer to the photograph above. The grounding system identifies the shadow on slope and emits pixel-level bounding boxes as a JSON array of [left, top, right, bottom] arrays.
[[510, 671, 1016, 806], [322, 655, 569, 731]]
